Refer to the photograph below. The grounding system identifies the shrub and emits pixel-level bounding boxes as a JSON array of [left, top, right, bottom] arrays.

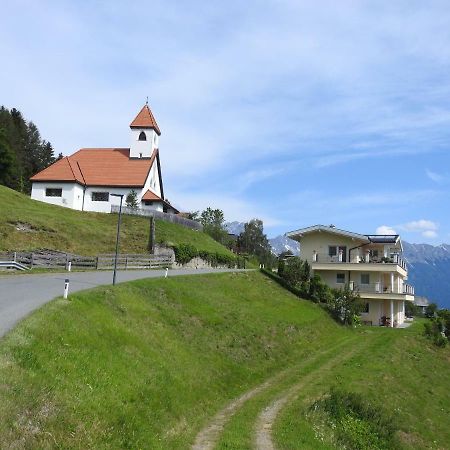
[[327, 286, 363, 325], [424, 316, 448, 347], [425, 303, 438, 318], [173, 244, 237, 267], [173, 244, 198, 264], [310, 388, 397, 450]]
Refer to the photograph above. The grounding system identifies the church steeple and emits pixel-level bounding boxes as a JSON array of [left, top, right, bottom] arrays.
[[130, 103, 161, 135], [129, 103, 160, 158]]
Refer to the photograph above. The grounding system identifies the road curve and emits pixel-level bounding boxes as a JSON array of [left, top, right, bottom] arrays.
[[0, 268, 244, 338]]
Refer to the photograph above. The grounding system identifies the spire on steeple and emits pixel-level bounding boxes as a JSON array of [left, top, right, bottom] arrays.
[[130, 103, 161, 135]]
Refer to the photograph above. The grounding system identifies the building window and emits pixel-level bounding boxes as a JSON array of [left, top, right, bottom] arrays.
[[363, 302, 370, 313], [45, 188, 62, 197], [361, 273, 370, 285], [328, 245, 347, 262], [336, 273, 345, 284], [144, 201, 153, 206], [92, 192, 109, 202], [138, 131, 147, 141]]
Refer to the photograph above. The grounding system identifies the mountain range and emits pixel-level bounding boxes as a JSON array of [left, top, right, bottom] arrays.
[[225, 222, 450, 309]]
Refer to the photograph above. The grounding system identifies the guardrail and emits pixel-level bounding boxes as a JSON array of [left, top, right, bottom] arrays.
[[111, 206, 203, 231], [96, 254, 172, 270]]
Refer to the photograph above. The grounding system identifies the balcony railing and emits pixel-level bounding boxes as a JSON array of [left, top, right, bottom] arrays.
[[403, 284, 415, 295], [311, 252, 407, 270], [348, 282, 414, 295]]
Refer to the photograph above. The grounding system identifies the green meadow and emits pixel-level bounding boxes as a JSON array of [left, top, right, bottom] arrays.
[[0, 271, 448, 449]]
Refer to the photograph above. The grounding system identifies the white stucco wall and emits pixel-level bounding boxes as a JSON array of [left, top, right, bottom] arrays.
[[31, 182, 79, 209], [82, 187, 138, 213], [299, 231, 367, 262], [129, 128, 158, 158], [31, 182, 166, 213], [141, 159, 162, 198]]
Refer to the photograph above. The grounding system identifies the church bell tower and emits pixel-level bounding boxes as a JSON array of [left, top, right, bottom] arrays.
[[129, 102, 161, 158]]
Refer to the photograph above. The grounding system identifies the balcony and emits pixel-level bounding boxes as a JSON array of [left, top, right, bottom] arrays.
[[349, 281, 415, 295], [311, 252, 407, 270]]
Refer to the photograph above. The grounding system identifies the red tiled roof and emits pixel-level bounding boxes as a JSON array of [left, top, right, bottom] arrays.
[[30, 148, 158, 187], [142, 189, 163, 201], [141, 189, 179, 213], [130, 104, 161, 135]]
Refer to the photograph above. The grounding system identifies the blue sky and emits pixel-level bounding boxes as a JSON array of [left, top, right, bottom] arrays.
[[1, 0, 449, 241]]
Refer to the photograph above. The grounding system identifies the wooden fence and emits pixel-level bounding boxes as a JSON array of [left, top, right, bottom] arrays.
[[0, 251, 172, 270], [110, 206, 203, 231]]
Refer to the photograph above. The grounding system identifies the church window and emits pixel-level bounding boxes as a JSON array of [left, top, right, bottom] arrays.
[[138, 131, 147, 141], [45, 188, 62, 197], [92, 192, 109, 202]]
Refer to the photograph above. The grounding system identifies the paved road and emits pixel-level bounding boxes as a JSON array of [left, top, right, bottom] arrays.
[[0, 268, 242, 338]]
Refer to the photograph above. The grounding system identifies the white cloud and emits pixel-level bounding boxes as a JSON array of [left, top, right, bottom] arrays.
[[426, 169, 445, 183], [168, 190, 283, 228], [377, 221, 439, 239], [401, 220, 438, 232], [376, 225, 397, 235], [237, 167, 285, 192]]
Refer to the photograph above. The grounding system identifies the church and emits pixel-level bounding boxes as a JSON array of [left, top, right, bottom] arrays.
[[30, 103, 178, 214]]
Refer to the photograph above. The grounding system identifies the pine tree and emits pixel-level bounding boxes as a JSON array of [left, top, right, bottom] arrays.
[[0, 106, 56, 193], [0, 129, 15, 186], [126, 189, 139, 209]]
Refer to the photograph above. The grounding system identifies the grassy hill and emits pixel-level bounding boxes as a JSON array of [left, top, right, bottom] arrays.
[[0, 271, 448, 449], [0, 185, 233, 258]]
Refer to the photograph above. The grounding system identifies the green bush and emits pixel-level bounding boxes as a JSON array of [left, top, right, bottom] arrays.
[[311, 388, 397, 450], [173, 244, 237, 267], [173, 243, 198, 264], [424, 317, 448, 347]]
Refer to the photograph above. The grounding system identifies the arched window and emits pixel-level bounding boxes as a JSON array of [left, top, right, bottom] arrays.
[[138, 131, 147, 141]]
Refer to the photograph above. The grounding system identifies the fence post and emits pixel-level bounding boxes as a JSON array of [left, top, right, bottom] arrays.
[[125, 256, 128, 270], [148, 217, 155, 254], [96, 256, 99, 270], [30, 253, 34, 268], [13, 252, 16, 262]]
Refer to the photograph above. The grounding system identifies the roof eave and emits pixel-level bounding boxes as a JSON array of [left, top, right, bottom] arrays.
[[285, 225, 369, 242]]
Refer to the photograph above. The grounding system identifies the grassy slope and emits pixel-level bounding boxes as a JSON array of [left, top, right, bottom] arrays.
[[0, 272, 344, 448], [0, 185, 232, 257], [0, 272, 448, 449], [274, 321, 450, 449]]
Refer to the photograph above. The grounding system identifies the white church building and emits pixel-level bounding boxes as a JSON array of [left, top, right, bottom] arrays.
[[30, 103, 178, 214]]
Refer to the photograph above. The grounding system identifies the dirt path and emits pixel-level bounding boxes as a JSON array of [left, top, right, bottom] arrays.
[[191, 378, 275, 450], [253, 343, 368, 450], [191, 337, 356, 450]]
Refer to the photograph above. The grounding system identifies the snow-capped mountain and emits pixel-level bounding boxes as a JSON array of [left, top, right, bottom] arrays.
[[269, 235, 300, 256], [224, 221, 245, 235], [402, 242, 450, 309]]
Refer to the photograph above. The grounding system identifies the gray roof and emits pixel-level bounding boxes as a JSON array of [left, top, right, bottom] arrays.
[[285, 225, 369, 242], [285, 225, 402, 250]]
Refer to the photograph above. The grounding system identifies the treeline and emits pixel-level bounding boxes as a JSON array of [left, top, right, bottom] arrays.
[[187, 207, 276, 267], [0, 106, 61, 193]]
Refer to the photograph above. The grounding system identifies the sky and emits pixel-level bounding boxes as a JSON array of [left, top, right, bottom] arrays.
[[1, 0, 449, 242]]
